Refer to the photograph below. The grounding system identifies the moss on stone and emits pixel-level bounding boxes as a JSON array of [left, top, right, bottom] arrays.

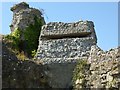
[[72, 60, 88, 88]]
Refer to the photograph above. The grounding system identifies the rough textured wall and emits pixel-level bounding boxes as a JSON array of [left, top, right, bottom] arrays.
[[74, 45, 120, 89], [36, 37, 95, 63], [10, 2, 45, 32], [41, 21, 97, 40], [8, 2, 45, 57], [3, 2, 119, 89], [35, 21, 97, 88], [36, 21, 97, 63]]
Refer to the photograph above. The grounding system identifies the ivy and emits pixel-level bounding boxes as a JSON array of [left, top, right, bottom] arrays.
[[23, 16, 42, 57]]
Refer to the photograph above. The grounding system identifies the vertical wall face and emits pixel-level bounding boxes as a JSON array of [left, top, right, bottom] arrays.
[[35, 21, 97, 88], [43, 63, 77, 88], [36, 21, 97, 64], [37, 38, 95, 59]]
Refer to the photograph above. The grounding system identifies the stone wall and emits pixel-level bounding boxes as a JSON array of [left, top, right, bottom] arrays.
[[41, 21, 96, 40], [10, 2, 45, 32], [9, 2, 45, 57], [3, 2, 120, 89], [35, 20, 97, 88], [36, 21, 97, 64], [36, 37, 96, 64], [74, 45, 120, 89]]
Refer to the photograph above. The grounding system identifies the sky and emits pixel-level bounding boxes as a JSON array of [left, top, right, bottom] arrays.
[[1, 2, 118, 51]]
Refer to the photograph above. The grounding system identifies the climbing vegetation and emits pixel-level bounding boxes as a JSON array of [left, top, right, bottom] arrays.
[[72, 60, 88, 88], [4, 28, 21, 51], [23, 16, 42, 57], [4, 16, 43, 60]]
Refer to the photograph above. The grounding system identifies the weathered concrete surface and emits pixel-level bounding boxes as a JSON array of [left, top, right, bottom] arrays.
[[43, 62, 76, 88]]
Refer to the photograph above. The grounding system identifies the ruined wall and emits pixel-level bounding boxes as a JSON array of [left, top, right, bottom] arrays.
[[10, 2, 45, 32], [8, 2, 45, 57], [41, 21, 96, 39], [74, 45, 120, 89], [3, 2, 119, 89], [35, 21, 97, 88], [36, 21, 97, 64], [37, 37, 95, 61]]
